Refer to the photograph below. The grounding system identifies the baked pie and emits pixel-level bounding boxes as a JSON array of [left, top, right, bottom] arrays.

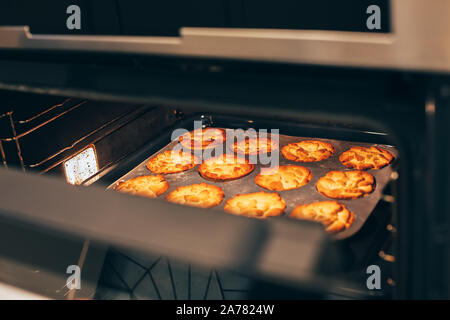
[[254, 165, 312, 191], [115, 175, 169, 198], [291, 201, 355, 233], [316, 170, 375, 199], [281, 140, 334, 162], [166, 183, 224, 208], [198, 154, 255, 181], [224, 191, 286, 218], [339, 146, 394, 170], [146, 150, 198, 174], [231, 136, 279, 156], [178, 128, 226, 151]]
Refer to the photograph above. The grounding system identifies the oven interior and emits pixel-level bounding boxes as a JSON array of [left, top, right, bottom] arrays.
[[0, 106, 398, 298], [0, 56, 437, 299]]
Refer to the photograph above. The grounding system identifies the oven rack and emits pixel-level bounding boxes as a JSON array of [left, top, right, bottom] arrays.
[[0, 96, 86, 170], [34, 105, 154, 175], [0, 95, 164, 175]]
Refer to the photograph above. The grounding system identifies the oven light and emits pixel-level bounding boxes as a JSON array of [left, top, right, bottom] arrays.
[[64, 145, 99, 185]]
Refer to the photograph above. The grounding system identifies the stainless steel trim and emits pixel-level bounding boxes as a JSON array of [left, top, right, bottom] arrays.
[[0, 0, 449, 72]]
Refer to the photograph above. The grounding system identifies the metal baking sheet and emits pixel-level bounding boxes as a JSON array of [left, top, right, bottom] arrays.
[[108, 130, 398, 240]]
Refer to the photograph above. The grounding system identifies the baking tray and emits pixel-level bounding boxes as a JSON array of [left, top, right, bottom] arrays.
[[108, 130, 397, 240]]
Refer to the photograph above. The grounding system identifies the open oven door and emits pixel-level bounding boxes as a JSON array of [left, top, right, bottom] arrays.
[[0, 167, 346, 299]]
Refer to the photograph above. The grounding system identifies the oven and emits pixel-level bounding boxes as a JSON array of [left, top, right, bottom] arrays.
[[0, 0, 449, 300]]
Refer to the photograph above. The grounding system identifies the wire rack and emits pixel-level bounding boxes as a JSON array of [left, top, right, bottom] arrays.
[[0, 95, 158, 175], [0, 97, 86, 171]]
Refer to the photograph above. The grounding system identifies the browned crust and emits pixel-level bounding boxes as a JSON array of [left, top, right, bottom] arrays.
[[291, 200, 355, 233], [231, 137, 279, 156], [198, 154, 255, 181], [316, 170, 375, 199], [254, 165, 312, 191], [166, 183, 224, 208], [224, 191, 286, 218], [339, 146, 394, 170], [146, 150, 198, 174], [115, 175, 169, 198], [281, 140, 335, 162], [178, 128, 226, 151]]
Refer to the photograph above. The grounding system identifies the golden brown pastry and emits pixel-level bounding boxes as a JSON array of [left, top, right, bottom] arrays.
[[146, 150, 198, 174], [224, 191, 286, 218], [198, 154, 255, 181], [281, 140, 334, 162], [115, 175, 169, 198], [231, 136, 279, 156], [316, 170, 375, 199], [339, 146, 394, 170], [178, 128, 226, 151], [291, 201, 355, 233], [254, 165, 312, 191], [166, 183, 224, 208]]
